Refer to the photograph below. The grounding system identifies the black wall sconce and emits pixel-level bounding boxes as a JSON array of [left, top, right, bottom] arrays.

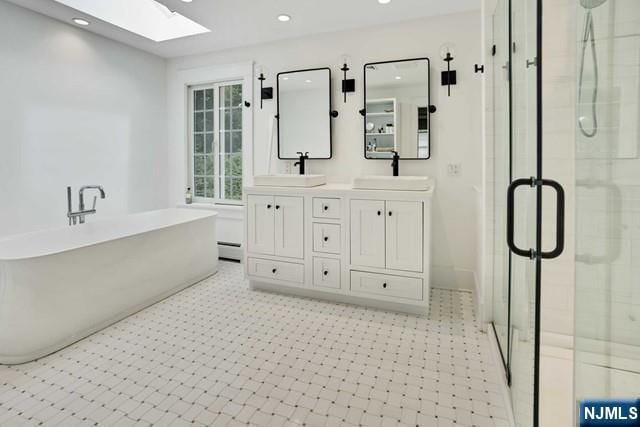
[[340, 63, 355, 103], [441, 52, 456, 97], [258, 73, 273, 109]]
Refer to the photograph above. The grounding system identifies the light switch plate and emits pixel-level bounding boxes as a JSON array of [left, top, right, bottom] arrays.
[[447, 163, 461, 176]]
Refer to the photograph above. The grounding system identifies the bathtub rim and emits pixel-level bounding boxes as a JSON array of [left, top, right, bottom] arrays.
[[0, 208, 218, 262]]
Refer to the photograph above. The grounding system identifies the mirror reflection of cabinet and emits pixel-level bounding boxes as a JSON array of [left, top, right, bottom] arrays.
[[277, 68, 332, 159], [363, 58, 431, 160]]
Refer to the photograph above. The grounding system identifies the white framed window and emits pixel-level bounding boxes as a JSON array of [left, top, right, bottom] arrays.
[[188, 81, 244, 204]]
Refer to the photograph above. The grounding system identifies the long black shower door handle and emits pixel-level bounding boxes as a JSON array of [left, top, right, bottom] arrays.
[[539, 179, 565, 259], [507, 178, 534, 259], [507, 177, 566, 260]]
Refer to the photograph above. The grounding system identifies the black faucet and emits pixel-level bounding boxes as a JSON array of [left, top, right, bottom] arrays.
[[391, 151, 400, 176], [294, 152, 309, 175]]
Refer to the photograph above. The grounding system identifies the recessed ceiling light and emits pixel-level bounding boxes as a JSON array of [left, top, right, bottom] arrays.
[[72, 18, 90, 26], [305, 80, 312, 83], [283, 77, 289, 80], [395, 76, 402, 80], [181, 0, 193, 2], [55, 0, 210, 42], [277, 14, 291, 22], [378, 0, 392, 4]]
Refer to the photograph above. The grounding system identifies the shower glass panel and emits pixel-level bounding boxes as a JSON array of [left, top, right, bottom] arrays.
[[574, 0, 640, 401], [491, 0, 512, 371], [491, 0, 543, 425], [508, 0, 539, 424]]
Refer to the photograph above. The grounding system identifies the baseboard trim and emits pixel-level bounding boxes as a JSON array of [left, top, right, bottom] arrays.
[[431, 265, 476, 291]]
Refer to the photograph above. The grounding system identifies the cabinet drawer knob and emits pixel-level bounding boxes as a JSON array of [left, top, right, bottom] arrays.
[[388, 211, 393, 216], [383, 283, 387, 288], [275, 205, 280, 210], [272, 268, 277, 274], [323, 236, 329, 242], [267, 204, 272, 209], [323, 205, 329, 211], [323, 270, 329, 276], [377, 210, 382, 216]]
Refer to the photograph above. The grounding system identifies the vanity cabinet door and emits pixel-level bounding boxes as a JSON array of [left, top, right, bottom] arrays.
[[385, 201, 423, 272], [350, 200, 386, 268], [274, 196, 304, 259], [247, 195, 275, 255]]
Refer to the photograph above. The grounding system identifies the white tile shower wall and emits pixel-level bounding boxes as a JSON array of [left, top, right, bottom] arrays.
[[574, 0, 640, 356], [0, 1, 168, 239], [167, 12, 484, 291]]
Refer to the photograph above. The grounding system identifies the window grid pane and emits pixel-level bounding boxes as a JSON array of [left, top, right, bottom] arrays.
[[217, 84, 243, 201], [192, 88, 215, 199], [192, 84, 242, 203]]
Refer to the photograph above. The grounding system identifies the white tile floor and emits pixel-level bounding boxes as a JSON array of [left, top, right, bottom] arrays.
[[0, 261, 509, 427]]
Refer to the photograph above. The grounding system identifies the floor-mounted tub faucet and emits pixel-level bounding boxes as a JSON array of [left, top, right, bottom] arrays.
[[67, 185, 106, 225], [294, 152, 309, 175]]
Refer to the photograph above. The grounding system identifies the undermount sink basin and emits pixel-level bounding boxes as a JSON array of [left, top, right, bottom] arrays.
[[254, 174, 327, 188], [352, 176, 432, 191]]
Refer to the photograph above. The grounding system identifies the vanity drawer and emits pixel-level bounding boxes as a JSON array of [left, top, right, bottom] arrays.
[[350, 271, 423, 301], [313, 198, 341, 220], [313, 257, 341, 289], [313, 223, 341, 254], [247, 257, 305, 284]]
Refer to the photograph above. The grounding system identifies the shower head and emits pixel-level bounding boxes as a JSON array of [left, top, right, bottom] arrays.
[[580, 0, 607, 9]]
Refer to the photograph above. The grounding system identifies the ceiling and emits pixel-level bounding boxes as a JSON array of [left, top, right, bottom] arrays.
[[7, 0, 480, 58]]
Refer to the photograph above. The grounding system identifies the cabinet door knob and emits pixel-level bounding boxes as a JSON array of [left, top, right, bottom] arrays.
[[324, 236, 329, 242], [388, 211, 393, 216], [275, 205, 280, 210], [323, 205, 329, 211], [272, 268, 277, 274], [267, 204, 272, 209], [377, 210, 382, 216], [383, 283, 387, 288], [323, 271, 329, 276]]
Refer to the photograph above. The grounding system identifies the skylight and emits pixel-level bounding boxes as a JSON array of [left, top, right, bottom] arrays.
[[55, 0, 210, 42]]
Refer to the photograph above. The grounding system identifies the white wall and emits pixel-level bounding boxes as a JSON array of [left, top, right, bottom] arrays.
[[167, 11, 483, 289], [0, 1, 168, 238]]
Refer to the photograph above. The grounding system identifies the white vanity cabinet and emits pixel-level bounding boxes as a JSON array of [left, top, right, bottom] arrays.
[[350, 200, 386, 268], [247, 195, 303, 259], [350, 200, 423, 272], [385, 200, 424, 272], [244, 183, 434, 314]]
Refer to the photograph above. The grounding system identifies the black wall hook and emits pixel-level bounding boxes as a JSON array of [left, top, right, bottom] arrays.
[[474, 64, 485, 73]]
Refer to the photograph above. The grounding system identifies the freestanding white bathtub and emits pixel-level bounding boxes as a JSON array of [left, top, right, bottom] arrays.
[[0, 208, 218, 365]]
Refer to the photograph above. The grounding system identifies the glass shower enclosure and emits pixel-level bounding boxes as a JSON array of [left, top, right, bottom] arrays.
[[574, 0, 640, 404], [490, 0, 566, 425]]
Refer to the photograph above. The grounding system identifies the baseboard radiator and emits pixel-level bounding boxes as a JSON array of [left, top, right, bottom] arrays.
[[218, 241, 242, 262]]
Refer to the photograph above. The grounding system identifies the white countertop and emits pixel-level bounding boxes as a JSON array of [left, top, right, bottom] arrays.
[[244, 181, 436, 199]]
